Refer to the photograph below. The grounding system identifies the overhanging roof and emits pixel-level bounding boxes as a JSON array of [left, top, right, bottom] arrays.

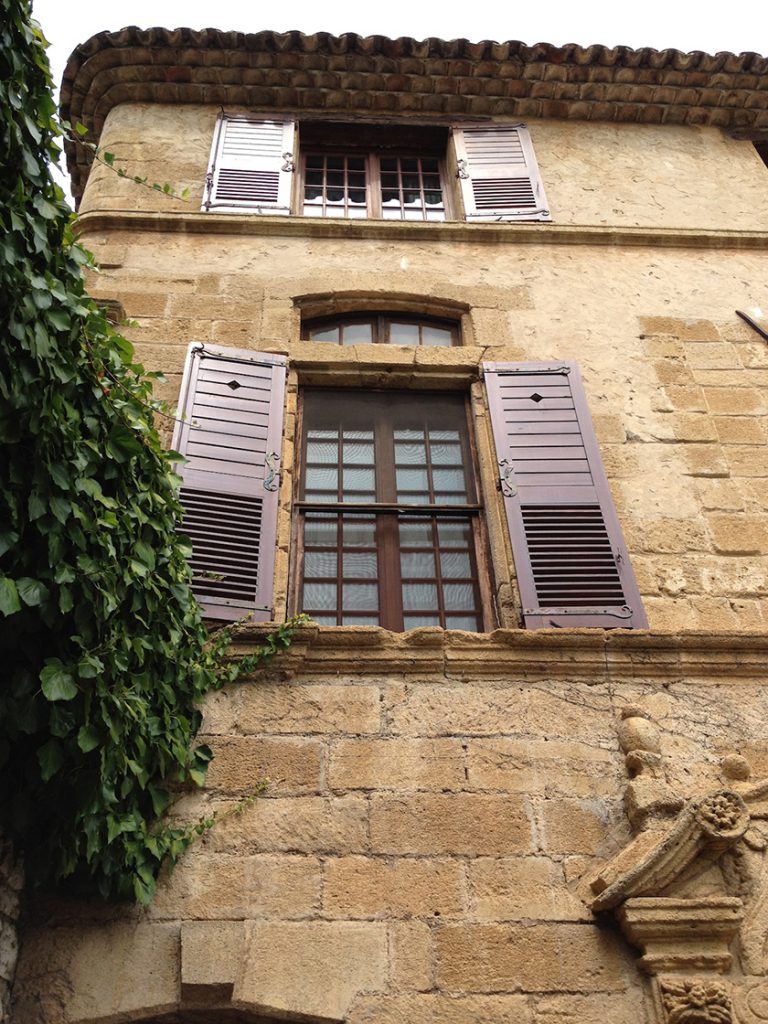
[[61, 27, 768, 202]]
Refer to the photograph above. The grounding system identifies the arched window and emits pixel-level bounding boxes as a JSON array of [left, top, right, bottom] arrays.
[[301, 312, 459, 346]]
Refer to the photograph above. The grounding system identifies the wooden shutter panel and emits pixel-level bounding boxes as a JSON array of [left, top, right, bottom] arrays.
[[452, 123, 550, 221], [203, 114, 296, 214], [172, 343, 287, 621], [484, 361, 647, 629]]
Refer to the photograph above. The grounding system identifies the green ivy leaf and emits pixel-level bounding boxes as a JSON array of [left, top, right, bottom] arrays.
[[17, 577, 48, 607], [0, 578, 21, 616], [40, 660, 78, 701], [77, 724, 101, 752], [38, 738, 64, 781]]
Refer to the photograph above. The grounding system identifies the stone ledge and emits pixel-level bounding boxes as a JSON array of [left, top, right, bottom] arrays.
[[228, 625, 768, 683], [74, 209, 768, 251]]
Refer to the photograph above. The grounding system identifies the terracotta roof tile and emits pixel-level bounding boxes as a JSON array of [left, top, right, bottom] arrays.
[[61, 26, 768, 200]]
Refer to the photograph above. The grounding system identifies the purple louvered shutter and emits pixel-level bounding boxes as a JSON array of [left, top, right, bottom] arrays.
[[484, 361, 647, 629], [172, 344, 287, 621], [452, 123, 550, 222]]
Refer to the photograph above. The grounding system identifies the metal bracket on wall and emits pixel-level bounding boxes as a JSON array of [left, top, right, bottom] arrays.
[[736, 309, 768, 343]]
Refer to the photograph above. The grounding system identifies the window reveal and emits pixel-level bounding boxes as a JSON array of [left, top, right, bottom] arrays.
[[296, 391, 485, 630]]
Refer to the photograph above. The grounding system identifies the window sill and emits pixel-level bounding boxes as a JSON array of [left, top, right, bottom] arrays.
[[224, 623, 768, 684], [74, 209, 768, 250]]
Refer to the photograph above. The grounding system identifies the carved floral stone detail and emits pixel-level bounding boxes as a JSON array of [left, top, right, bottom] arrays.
[[659, 978, 732, 1024], [698, 792, 747, 835]]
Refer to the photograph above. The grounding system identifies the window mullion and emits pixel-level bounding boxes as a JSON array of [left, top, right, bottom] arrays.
[[375, 409, 402, 630], [369, 154, 381, 218]]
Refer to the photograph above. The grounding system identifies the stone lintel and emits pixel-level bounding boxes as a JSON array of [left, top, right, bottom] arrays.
[[618, 897, 743, 974]]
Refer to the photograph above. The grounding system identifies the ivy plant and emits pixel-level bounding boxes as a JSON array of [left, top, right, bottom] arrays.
[[0, 0, 301, 903]]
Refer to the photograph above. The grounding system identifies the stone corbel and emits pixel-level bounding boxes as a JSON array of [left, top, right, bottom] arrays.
[[584, 707, 763, 1024]]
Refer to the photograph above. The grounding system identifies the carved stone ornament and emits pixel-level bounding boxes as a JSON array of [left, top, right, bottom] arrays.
[[658, 977, 732, 1024], [588, 789, 750, 913]]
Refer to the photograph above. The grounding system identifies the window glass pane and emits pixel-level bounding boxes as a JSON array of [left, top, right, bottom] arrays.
[[341, 322, 373, 344], [443, 583, 475, 611], [432, 468, 467, 493], [303, 551, 338, 578], [445, 615, 481, 631], [343, 584, 378, 610], [307, 441, 338, 463], [311, 615, 337, 625], [343, 443, 375, 464], [396, 468, 428, 491], [440, 551, 472, 578], [404, 615, 441, 629], [398, 520, 433, 546], [305, 466, 338, 492], [344, 430, 374, 441], [389, 322, 420, 345], [421, 326, 452, 347], [430, 442, 462, 464], [343, 552, 378, 578], [304, 517, 338, 545], [437, 521, 472, 547], [342, 615, 380, 626], [342, 468, 375, 492], [309, 326, 340, 343], [343, 518, 377, 546], [401, 552, 436, 578], [395, 441, 427, 465], [303, 582, 337, 610], [403, 583, 438, 610]]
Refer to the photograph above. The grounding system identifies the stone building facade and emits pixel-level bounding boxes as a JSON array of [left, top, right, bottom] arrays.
[[9, 27, 768, 1024]]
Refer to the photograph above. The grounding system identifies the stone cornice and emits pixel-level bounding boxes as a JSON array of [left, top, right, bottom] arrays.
[[61, 27, 768, 202], [74, 209, 768, 251], [227, 625, 768, 683]]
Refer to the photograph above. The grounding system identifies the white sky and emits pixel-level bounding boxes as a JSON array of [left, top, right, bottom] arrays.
[[30, 0, 768, 197], [32, 0, 768, 104]]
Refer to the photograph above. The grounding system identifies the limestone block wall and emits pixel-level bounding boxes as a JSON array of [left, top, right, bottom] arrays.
[[74, 223, 768, 631], [13, 631, 768, 1024], [77, 104, 768, 234]]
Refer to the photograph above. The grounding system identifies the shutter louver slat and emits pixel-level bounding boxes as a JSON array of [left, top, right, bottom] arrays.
[[452, 122, 550, 222], [204, 115, 296, 214], [484, 361, 647, 629], [173, 344, 287, 621]]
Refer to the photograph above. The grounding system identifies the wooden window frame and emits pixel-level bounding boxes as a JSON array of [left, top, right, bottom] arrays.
[[300, 312, 461, 347], [291, 388, 495, 632], [300, 149, 452, 221]]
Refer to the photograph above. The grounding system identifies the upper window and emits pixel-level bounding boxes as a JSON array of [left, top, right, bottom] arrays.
[[302, 313, 459, 347], [203, 115, 550, 222]]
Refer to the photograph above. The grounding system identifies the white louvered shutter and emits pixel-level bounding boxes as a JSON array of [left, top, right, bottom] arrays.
[[172, 343, 287, 621], [452, 123, 550, 221], [203, 115, 296, 214]]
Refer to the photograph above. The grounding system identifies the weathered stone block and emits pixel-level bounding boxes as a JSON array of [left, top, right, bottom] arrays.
[[201, 735, 322, 794], [435, 923, 630, 992], [369, 793, 532, 856], [469, 856, 590, 922], [323, 855, 464, 918], [328, 737, 465, 791], [234, 920, 387, 1021]]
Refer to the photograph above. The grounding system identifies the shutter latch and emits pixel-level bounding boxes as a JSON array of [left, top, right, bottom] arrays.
[[282, 152, 295, 172], [456, 159, 469, 180], [264, 452, 281, 492], [498, 460, 517, 497]]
